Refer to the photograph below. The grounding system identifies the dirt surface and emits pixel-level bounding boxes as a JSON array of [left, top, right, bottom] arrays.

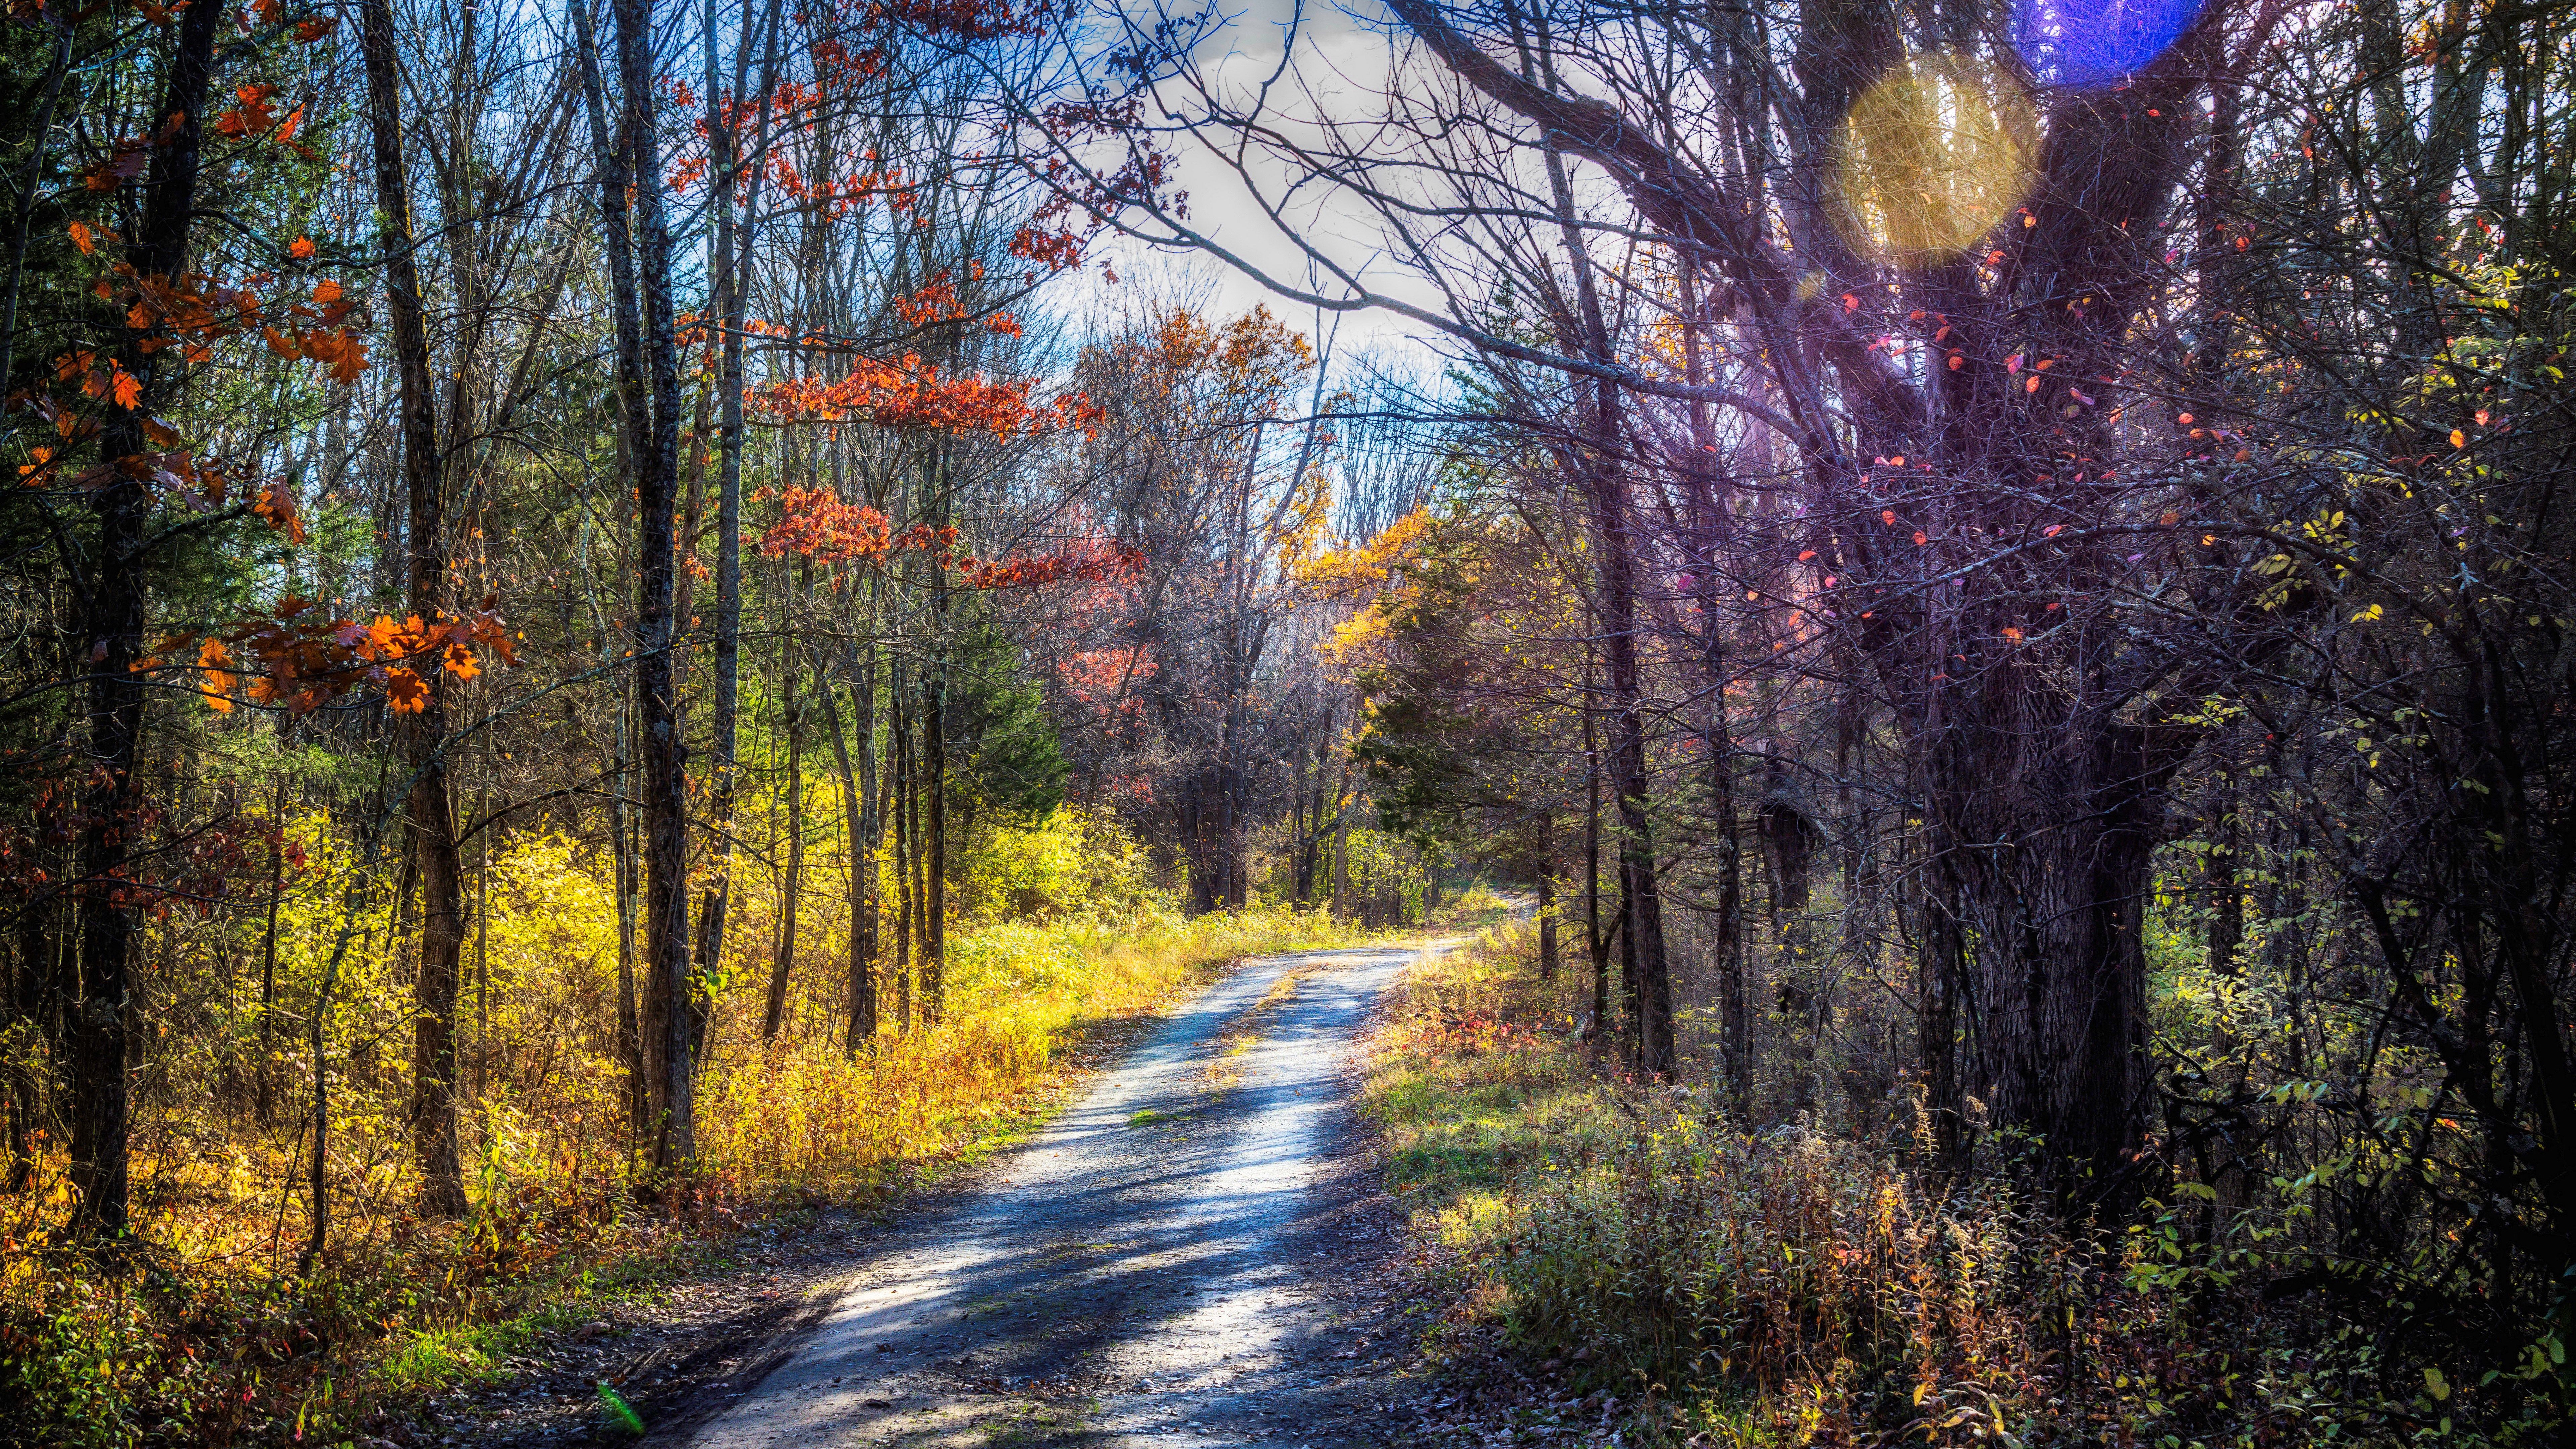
[[411, 1009, 1194, 1449], [660, 938, 1458, 1449]]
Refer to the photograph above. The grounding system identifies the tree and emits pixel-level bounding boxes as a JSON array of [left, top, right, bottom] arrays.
[[358, 0, 467, 1218], [66, 0, 225, 1240], [608, 0, 698, 1177]]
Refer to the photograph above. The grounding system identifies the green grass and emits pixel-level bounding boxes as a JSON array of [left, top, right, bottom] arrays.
[[1364, 917, 1614, 1244]]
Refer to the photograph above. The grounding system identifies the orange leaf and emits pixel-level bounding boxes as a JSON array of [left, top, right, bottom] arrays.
[[67, 221, 96, 255], [442, 641, 481, 682], [112, 367, 143, 410], [289, 235, 315, 260], [383, 667, 430, 713], [328, 337, 368, 383], [198, 638, 236, 711]]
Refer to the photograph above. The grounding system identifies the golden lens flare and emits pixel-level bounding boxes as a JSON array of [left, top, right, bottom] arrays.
[[1832, 51, 2040, 271]]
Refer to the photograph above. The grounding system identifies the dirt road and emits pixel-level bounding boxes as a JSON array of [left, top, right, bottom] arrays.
[[682, 939, 1451, 1449]]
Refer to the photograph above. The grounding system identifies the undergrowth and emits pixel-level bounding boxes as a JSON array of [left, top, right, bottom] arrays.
[[0, 903, 1354, 1447], [1365, 921, 2573, 1448]]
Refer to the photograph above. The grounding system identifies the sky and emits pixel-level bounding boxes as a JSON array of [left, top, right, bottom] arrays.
[[1070, 0, 1459, 370]]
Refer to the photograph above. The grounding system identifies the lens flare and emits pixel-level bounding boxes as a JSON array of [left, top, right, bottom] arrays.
[[1832, 51, 2039, 272], [2013, 0, 2205, 86]]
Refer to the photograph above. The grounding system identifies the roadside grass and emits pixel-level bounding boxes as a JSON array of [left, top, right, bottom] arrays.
[[1366, 918, 1610, 1250], [0, 903, 1361, 1448], [1364, 921, 2573, 1448]]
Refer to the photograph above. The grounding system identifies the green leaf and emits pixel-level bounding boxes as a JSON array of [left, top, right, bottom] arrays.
[[2424, 1365, 2450, 1402]]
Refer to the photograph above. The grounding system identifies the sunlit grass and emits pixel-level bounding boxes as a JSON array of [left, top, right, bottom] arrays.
[[0, 887, 1365, 1447]]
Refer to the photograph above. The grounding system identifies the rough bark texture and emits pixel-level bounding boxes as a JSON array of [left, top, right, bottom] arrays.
[[69, 0, 222, 1238], [573, 0, 650, 1145], [921, 616, 947, 1025], [361, 0, 468, 1219], [851, 631, 881, 1048], [610, 0, 696, 1175], [762, 659, 803, 1042]]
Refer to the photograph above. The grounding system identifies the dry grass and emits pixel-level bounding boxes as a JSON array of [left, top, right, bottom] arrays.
[[1364, 921, 2571, 1448], [0, 900, 1355, 1448]]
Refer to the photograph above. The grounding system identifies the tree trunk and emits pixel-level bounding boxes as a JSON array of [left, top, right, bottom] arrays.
[[692, 0, 782, 1071], [362, 0, 468, 1219], [612, 708, 645, 1142], [891, 658, 914, 1032], [1918, 853, 1964, 1164], [1925, 682, 2155, 1199], [691, 0, 747, 1083], [610, 0, 696, 1177], [69, 0, 222, 1239], [1584, 696, 1611, 1043], [921, 611, 947, 1025], [762, 652, 804, 1042], [1543, 124, 1673, 1077], [574, 0, 649, 1154], [1591, 465, 1672, 1075], [570, 0, 643, 456], [850, 625, 881, 1049], [817, 635, 878, 1053]]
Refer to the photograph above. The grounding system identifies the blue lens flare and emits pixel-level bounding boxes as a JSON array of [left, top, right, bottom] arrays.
[[2012, 0, 2204, 86]]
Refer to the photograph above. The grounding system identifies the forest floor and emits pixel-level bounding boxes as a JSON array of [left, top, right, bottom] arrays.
[[425, 931, 1498, 1449]]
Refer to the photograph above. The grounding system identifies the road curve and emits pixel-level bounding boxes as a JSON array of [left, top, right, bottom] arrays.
[[684, 938, 1449, 1449]]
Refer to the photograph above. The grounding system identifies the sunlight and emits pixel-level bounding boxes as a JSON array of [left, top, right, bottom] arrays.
[[1831, 51, 2040, 271]]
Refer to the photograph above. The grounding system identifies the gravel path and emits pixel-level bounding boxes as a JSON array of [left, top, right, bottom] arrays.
[[682, 938, 1453, 1449]]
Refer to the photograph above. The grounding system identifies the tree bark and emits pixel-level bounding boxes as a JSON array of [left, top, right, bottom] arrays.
[[762, 649, 804, 1042], [69, 0, 222, 1240], [849, 623, 881, 1049], [891, 656, 915, 1031], [573, 0, 650, 1154], [361, 0, 469, 1219], [1584, 689, 1610, 1039], [922, 610, 948, 1024], [609, 0, 696, 1177], [817, 633, 878, 1053], [692, 0, 747, 1080]]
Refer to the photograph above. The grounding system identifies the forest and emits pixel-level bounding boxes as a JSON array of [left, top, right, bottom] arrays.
[[0, 0, 2571, 1443]]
